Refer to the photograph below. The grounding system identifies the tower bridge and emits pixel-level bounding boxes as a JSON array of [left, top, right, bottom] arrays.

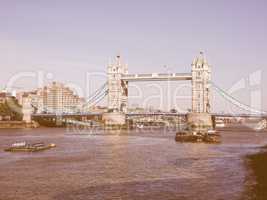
[[22, 52, 214, 128], [22, 52, 267, 128], [107, 53, 210, 114], [104, 52, 212, 127]]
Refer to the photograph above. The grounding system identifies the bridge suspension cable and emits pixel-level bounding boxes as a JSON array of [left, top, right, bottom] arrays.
[[86, 82, 108, 103], [211, 81, 266, 115], [86, 89, 108, 107], [82, 82, 109, 109]]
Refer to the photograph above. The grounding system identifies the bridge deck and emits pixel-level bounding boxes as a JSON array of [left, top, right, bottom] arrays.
[[32, 113, 102, 117], [121, 73, 192, 81], [32, 113, 267, 118]]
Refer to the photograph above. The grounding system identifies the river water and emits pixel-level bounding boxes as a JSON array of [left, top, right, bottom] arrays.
[[0, 126, 266, 200]]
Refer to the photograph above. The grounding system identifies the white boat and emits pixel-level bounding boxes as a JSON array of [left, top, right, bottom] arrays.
[[254, 120, 267, 131], [216, 119, 225, 128], [207, 129, 217, 134], [11, 141, 26, 148], [137, 124, 144, 129]]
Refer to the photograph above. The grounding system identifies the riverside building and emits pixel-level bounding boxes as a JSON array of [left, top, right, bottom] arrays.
[[17, 82, 84, 114]]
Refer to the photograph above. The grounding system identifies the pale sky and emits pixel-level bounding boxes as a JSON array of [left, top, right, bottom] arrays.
[[0, 0, 266, 112]]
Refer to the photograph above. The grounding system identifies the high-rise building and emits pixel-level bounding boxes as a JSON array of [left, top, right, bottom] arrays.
[[18, 82, 84, 114], [42, 82, 84, 114]]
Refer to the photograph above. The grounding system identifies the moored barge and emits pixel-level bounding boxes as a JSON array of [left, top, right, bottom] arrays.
[[4, 141, 56, 152], [175, 130, 221, 144]]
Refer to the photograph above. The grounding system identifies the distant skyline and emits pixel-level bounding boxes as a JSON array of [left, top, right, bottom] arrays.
[[0, 0, 267, 112]]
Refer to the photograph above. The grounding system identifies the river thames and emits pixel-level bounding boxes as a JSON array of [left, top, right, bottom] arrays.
[[0, 126, 266, 200]]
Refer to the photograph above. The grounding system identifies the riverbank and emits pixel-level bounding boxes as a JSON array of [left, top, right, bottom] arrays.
[[246, 146, 267, 200], [0, 121, 39, 128]]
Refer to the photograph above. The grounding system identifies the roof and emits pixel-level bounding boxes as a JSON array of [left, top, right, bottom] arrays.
[[192, 52, 209, 67]]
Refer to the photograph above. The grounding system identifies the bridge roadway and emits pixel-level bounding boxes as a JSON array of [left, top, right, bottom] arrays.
[[32, 113, 103, 117], [31, 112, 267, 118], [121, 73, 192, 82], [31, 112, 187, 118]]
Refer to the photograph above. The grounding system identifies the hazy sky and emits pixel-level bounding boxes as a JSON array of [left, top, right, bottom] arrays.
[[0, 0, 267, 112]]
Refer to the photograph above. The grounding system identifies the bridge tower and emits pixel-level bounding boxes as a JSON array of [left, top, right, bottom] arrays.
[[191, 52, 211, 113], [107, 55, 128, 113], [188, 52, 213, 129], [103, 55, 128, 126]]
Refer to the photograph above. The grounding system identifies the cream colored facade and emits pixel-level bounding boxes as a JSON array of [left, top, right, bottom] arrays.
[[19, 82, 84, 114], [42, 82, 84, 113], [107, 55, 128, 113], [191, 52, 211, 113]]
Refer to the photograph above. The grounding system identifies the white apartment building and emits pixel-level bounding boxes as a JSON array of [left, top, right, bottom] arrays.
[[17, 82, 84, 114]]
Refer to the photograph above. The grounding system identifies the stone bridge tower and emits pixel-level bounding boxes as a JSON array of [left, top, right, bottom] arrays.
[[188, 52, 213, 129], [191, 52, 211, 113], [107, 55, 128, 113]]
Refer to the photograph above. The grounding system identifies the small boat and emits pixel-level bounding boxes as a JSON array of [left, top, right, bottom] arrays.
[[216, 119, 225, 128], [175, 131, 204, 143], [4, 141, 56, 152], [203, 131, 221, 143], [137, 124, 144, 129], [175, 130, 221, 144], [254, 120, 267, 131]]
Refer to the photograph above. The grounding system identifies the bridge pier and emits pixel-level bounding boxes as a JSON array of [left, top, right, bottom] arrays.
[[56, 115, 63, 126], [187, 113, 213, 131], [102, 112, 126, 126], [22, 96, 33, 123]]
